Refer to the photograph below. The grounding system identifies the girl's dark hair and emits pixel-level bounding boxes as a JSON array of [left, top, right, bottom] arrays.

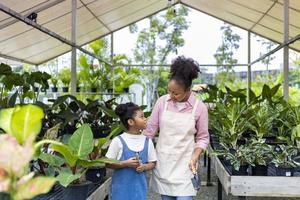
[[170, 56, 200, 90], [115, 102, 141, 129]]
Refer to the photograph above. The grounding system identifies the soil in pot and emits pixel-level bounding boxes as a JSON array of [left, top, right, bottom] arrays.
[[232, 165, 249, 176]]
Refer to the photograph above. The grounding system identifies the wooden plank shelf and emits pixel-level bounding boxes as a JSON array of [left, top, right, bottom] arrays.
[[87, 177, 111, 200], [209, 146, 300, 199]]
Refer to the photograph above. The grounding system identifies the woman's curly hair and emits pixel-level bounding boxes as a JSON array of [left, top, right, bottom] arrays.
[[170, 56, 200, 89]]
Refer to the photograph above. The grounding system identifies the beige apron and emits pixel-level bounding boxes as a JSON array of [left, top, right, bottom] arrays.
[[150, 97, 199, 196]]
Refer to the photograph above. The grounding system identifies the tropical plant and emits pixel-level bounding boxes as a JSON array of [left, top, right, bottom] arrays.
[[0, 105, 56, 200], [214, 23, 241, 72], [271, 145, 300, 168], [130, 5, 189, 108], [58, 68, 71, 87], [35, 124, 118, 187]]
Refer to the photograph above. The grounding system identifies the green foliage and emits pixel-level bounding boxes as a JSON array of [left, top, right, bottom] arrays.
[[130, 5, 189, 107], [0, 105, 44, 144], [35, 124, 119, 187], [58, 68, 71, 87], [0, 105, 55, 200], [214, 24, 241, 72]]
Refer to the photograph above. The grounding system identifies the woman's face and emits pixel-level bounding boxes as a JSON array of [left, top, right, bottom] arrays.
[[167, 79, 190, 102]]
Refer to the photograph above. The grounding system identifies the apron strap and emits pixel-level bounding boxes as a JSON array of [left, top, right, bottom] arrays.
[[192, 100, 199, 116], [163, 95, 169, 112]]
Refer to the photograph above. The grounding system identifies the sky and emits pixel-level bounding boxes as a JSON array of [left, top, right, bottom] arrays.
[[112, 5, 298, 74]]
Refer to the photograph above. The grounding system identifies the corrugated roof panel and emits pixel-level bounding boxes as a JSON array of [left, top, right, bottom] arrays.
[[0, 0, 299, 65], [103, 0, 170, 30], [25, 44, 71, 64], [253, 23, 286, 44], [10, 38, 62, 59], [230, 0, 274, 13], [1, 29, 49, 55], [268, 2, 300, 29]]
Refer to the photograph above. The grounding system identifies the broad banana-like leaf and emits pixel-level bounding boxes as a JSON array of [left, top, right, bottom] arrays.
[[39, 153, 64, 167], [15, 177, 56, 199], [35, 140, 77, 167], [0, 107, 14, 135], [68, 124, 93, 158], [77, 157, 119, 168], [9, 105, 44, 144], [56, 171, 83, 187]]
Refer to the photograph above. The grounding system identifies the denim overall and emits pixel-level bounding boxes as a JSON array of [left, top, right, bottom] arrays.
[[111, 136, 149, 200]]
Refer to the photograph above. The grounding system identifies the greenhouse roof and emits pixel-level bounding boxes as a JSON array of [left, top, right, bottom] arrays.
[[0, 0, 299, 65]]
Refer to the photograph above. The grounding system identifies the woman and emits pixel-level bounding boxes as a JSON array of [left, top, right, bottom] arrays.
[[144, 56, 209, 200]]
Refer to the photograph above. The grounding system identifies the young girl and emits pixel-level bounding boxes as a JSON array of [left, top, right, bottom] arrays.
[[106, 102, 157, 200]]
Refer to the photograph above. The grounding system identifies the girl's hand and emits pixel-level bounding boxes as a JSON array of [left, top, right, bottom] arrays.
[[123, 157, 140, 168], [136, 164, 145, 173], [189, 158, 198, 174]]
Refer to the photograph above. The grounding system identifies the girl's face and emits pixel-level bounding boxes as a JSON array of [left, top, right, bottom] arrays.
[[132, 110, 147, 130], [167, 79, 190, 102]]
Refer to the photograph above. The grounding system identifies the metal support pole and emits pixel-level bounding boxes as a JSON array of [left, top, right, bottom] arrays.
[[206, 155, 212, 186], [218, 179, 222, 200], [203, 151, 207, 167], [247, 31, 251, 104], [70, 0, 77, 96], [0, 3, 113, 67], [111, 33, 114, 93], [283, 0, 289, 100]]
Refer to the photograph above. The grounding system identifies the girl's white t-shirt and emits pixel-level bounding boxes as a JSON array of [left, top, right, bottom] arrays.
[[105, 132, 157, 162]]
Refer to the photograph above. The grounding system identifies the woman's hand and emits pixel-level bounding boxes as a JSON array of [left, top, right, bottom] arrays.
[[189, 158, 198, 174], [189, 148, 203, 174]]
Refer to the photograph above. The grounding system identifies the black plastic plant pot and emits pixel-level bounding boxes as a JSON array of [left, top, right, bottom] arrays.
[[0, 193, 11, 200], [34, 87, 39, 92], [62, 87, 69, 92], [91, 87, 97, 93], [51, 86, 58, 92], [232, 165, 249, 176], [123, 87, 129, 93], [107, 88, 113, 93], [92, 126, 110, 139], [252, 165, 268, 176], [76, 87, 81, 92], [62, 182, 91, 200], [276, 166, 294, 176], [86, 167, 106, 183]]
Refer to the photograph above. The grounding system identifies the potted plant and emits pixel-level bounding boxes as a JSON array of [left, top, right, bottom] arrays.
[[247, 139, 273, 176], [0, 105, 56, 200], [271, 145, 300, 176], [35, 123, 118, 200], [58, 68, 71, 92], [50, 76, 58, 92]]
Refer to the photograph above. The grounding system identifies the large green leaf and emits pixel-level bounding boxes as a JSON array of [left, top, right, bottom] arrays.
[[0, 63, 12, 75], [78, 157, 119, 168], [39, 153, 64, 167], [68, 124, 93, 158], [56, 171, 83, 187], [10, 105, 44, 144], [97, 124, 123, 148], [35, 140, 77, 167], [16, 177, 56, 199], [0, 107, 14, 134]]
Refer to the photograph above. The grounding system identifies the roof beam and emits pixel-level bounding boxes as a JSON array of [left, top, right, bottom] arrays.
[[0, 2, 113, 67], [0, 53, 36, 65], [250, 33, 300, 66], [0, 0, 65, 30], [79, 0, 111, 32]]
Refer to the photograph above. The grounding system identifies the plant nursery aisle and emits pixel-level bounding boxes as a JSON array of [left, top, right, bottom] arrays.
[[146, 157, 300, 200]]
